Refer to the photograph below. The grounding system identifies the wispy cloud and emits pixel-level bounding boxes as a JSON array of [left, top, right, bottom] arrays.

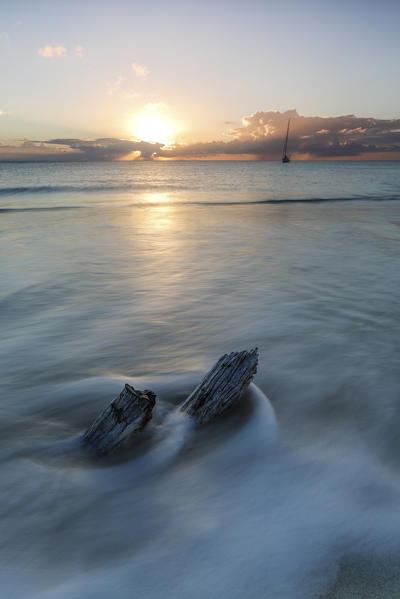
[[0, 32, 10, 48], [131, 62, 149, 77], [106, 75, 125, 95], [123, 90, 140, 101], [37, 45, 66, 58], [75, 44, 83, 57], [145, 102, 168, 112]]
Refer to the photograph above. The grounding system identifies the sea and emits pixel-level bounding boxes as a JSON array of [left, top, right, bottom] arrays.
[[1, 160, 400, 598]]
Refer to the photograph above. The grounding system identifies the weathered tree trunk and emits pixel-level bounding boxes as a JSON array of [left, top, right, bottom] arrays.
[[83, 384, 156, 455], [181, 349, 258, 423]]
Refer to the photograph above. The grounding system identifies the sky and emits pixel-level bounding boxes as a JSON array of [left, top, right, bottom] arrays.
[[1, 0, 400, 160]]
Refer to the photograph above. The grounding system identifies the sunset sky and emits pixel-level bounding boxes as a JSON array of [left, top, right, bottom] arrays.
[[1, 0, 400, 160]]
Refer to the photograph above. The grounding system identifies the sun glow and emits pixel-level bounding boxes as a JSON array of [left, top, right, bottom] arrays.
[[131, 113, 178, 145]]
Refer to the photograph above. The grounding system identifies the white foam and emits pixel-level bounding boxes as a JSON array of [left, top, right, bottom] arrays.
[[3, 377, 400, 599]]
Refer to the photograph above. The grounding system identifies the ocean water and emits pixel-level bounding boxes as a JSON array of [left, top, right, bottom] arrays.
[[1, 160, 400, 598]]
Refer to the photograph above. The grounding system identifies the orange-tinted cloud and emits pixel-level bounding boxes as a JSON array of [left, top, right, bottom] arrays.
[[158, 110, 400, 160], [131, 62, 149, 77], [37, 45, 66, 58], [1, 111, 399, 161]]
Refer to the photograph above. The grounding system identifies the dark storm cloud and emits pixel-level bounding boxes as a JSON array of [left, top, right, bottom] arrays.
[[159, 110, 400, 159]]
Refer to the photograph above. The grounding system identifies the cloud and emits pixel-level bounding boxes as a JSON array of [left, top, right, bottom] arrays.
[[0, 109, 4, 116], [75, 45, 83, 57], [1, 111, 399, 162], [157, 110, 400, 160], [132, 62, 149, 77], [38, 45, 66, 58], [0, 32, 10, 48], [43, 138, 162, 160], [0, 138, 164, 161], [106, 75, 125, 95], [145, 102, 168, 112], [123, 90, 140, 101], [21, 139, 40, 148]]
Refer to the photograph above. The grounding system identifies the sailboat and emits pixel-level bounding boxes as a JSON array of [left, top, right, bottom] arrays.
[[282, 118, 291, 163]]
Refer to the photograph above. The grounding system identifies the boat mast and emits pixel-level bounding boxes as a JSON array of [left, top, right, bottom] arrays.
[[282, 118, 290, 159]]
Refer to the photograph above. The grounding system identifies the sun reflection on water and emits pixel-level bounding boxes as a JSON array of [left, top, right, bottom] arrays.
[[147, 203, 175, 230], [142, 192, 171, 204], [132, 192, 175, 231]]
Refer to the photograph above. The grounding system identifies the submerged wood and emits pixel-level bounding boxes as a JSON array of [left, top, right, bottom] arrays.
[[83, 384, 156, 455], [181, 349, 258, 423]]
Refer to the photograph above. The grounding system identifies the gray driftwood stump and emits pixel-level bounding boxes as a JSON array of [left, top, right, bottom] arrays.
[[83, 384, 156, 455], [181, 348, 258, 423]]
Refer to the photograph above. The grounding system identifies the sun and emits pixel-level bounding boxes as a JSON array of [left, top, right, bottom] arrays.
[[131, 113, 178, 145]]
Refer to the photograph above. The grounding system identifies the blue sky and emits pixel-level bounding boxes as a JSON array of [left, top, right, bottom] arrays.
[[0, 0, 399, 159]]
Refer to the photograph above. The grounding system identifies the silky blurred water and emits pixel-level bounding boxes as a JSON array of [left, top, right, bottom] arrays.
[[1, 161, 400, 598]]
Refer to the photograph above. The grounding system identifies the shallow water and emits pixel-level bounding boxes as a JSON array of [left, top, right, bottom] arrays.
[[1, 161, 400, 598]]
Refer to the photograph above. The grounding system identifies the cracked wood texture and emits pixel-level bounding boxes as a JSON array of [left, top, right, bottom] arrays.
[[83, 384, 156, 455], [181, 349, 258, 423]]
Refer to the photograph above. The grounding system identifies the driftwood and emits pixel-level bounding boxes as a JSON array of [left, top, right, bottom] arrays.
[[83, 348, 258, 455], [83, 384, 156, 455], [181, 349, 258, 423]]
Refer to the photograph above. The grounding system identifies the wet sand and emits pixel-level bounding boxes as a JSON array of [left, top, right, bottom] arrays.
[[322, 558, 400, 599]]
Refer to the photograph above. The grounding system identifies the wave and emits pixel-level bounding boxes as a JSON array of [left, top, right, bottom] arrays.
[[0, 185, 85, 195], [0, 183, 189, 196], [1, 182, 399, 206], [0, 206, 81, 213], [129, 195, 400, 207], [255, 195, 400, 204]]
